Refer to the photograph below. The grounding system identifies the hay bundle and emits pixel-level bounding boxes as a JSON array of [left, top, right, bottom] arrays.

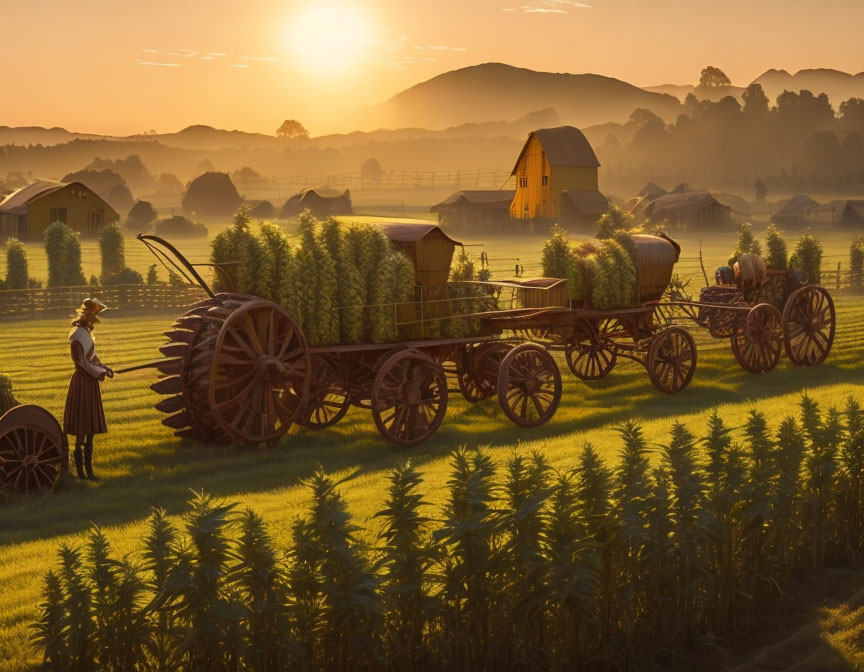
[[542, 230, 638, 310]]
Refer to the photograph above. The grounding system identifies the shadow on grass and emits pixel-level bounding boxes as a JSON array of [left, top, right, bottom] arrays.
[[2, 346, 863, 548]]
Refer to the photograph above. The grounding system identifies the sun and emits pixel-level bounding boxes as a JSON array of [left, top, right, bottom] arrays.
[[286, 4, 376, 76]]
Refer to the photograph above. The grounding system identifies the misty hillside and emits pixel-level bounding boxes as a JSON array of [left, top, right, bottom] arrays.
[[753, 68, 864, 103], [643, 84, 745, 102], [0, 126, 106, 147], [364, 63, 682, 130]]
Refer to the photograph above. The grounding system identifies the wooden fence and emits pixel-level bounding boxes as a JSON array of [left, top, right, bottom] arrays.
[[0, 284, 208, 319]]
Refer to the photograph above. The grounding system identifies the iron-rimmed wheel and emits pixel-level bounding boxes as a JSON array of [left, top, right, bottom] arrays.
[[456, 342, 511, 403], [497, 343, 562, 428], [0, 405, 68, 494], [782, 285, 835, 367], [647, 326, 697, 394], [372, 350, 448, 447], [731, 303, 783, 373], [565, 324, 616, 380], [208, 299, 310, 443], [286, 355, 350, 430]]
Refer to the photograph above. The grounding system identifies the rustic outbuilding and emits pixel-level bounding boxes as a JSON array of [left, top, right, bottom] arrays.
[[638, 182, 668, 201], [0, 180, 119, 241], [281, 187, 353, 218], [247, 200, 275, 219], [771, 195, 820, 229], [509, 126, 602, 220], [557, 189, 610, 228], [643, 191, 732, 230], [431, 190, 515, 230], [836, 200, 864, 228]]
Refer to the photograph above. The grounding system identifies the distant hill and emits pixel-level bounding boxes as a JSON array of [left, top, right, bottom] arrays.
[[0, 126, 105, 146], [363, 63, 682, 130], [753, 68, 864, 104], [129, 125, 285, 151]]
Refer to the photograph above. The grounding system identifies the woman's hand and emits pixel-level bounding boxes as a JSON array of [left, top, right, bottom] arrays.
[[104, 366, 115, 379]]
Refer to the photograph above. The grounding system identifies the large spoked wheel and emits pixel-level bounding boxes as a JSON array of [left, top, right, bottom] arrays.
[[731, 303, 783, 373], [497, 343, 562, 428], [647, 326, 697, 394], [0, 405, 68, 494], [208, 299, 310, 443], [565, 325, 616, 381], [372, 350, 448, 447], [783, 285, 836, 367], [294, 356, 350, 430], [457, 342, 511, 403]]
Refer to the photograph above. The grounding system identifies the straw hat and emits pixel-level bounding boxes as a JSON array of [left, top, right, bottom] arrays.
[[81, 298, 109, 314]]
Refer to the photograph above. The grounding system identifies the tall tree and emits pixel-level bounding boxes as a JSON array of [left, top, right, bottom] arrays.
[[276, 119, 309, 139], [698, 66, 731, 88]]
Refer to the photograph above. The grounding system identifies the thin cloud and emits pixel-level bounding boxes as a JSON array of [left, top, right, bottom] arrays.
[[240, 55, 280, 62], [140, 48, 159, 54], [132, 59, 181, 68], [207, 52, 228, 57], [228, 63, 252, 68], [523, 7, 567, 12], [425, 45, 468, 52], [167, 49, 199, 57], [504, 1, 591, 13]]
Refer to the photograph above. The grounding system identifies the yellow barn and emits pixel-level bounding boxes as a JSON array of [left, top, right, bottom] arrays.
[[0, 181, 119, 242], [509, 126, 602, 220]]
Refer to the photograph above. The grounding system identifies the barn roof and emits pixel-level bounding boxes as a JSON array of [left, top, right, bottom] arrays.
[[646, 191, 729, 219], [558, 189, 609, 216], [430, 190, 515, 211], [374, 222, 461, 246], [0, 180, 65, 214], [288, 187, 350, 201], [511, 126, 600, 175], [638, 182, 668, 200], [839, 200, 864, 224], [773, 194, 820, 218], [713, 192, 752, 215]]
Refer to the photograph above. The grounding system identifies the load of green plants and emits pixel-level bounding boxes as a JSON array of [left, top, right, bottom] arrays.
[[541, 227, 638, 310], [32, 394, 864, 671], [728, 221, 762, 265], [790, 229, 823, 283], [443, 250, 491, 338], [209, 209, 416, 346]]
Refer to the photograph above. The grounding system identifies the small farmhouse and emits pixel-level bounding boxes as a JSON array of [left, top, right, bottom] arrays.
[[375, 222, 460, 289], [281, 187, 353, 218], [838, 200, 864, 228], [643, 191, 732, 230], [431, 190, 515, 230], [0, 180, 119, 241], [509, 126, 603, 221], [771, 195, 820, 229]]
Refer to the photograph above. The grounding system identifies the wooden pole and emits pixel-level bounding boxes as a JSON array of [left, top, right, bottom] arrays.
[[699, 241, 709, 287]]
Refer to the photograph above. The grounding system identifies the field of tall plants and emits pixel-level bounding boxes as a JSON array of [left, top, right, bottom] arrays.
[[28, 395, 864, 670]]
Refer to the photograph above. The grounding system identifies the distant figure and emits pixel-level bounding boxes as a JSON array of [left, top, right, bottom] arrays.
[[64, 298, 113, 480], [715, 265, 735, 285], [734, 253, 768, 289]]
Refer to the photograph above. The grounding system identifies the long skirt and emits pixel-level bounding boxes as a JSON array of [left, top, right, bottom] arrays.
[[63, 369, 107, 436]]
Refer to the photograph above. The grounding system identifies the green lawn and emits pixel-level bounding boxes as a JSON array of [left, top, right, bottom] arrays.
[[1, 293, 863, 670], [1, 223, 863, 669]]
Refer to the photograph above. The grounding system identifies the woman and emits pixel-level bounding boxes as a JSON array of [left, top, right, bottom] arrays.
[[64, 298, 113, 480]]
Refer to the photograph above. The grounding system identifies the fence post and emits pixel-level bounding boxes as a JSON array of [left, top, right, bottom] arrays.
[[837, 261, 842, 291]]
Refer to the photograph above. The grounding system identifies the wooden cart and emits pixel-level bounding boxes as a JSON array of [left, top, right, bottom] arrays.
[[662, 268, 836, 374], [0, 404, 68, 494]]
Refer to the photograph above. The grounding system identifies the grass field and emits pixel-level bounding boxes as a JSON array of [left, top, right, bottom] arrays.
[[1, 224, 864, 669]]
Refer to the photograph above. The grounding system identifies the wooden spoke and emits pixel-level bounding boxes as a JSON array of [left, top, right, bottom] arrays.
[[208, 299, 310, 444], [283, 355, 351, 430], [372, 350, 448, 447], [497, 343, 562, 428], [0, 405, 68, 494], [565, 323, 616, 381], [646, 327, 697, 394], [456, 342, 511, 403], [783, 285, 836, 367], [731, 303, 783, 374]]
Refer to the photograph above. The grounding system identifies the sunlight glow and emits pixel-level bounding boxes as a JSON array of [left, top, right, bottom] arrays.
[[286, 4, 376, 77]]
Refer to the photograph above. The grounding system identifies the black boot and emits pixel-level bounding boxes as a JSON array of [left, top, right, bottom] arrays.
[[73, 445, 86, 479], [83, 443, 98, 481]]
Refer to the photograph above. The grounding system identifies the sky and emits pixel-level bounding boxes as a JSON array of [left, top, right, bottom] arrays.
[[2, 0, 863, 136]]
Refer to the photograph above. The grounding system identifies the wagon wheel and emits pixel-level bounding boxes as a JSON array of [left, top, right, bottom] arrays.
[[372, 350, 448, 447], [0, 405, 68, 494], [285, 356, 350, 430], [647, 326, 697, 394], [497, 343, 562, 428], [457, 342, 511, 403], [565, 325, 616, 381], [782, 285, 836, 367], [731, 303, 783, 373], [208, 299, 310, 443]]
